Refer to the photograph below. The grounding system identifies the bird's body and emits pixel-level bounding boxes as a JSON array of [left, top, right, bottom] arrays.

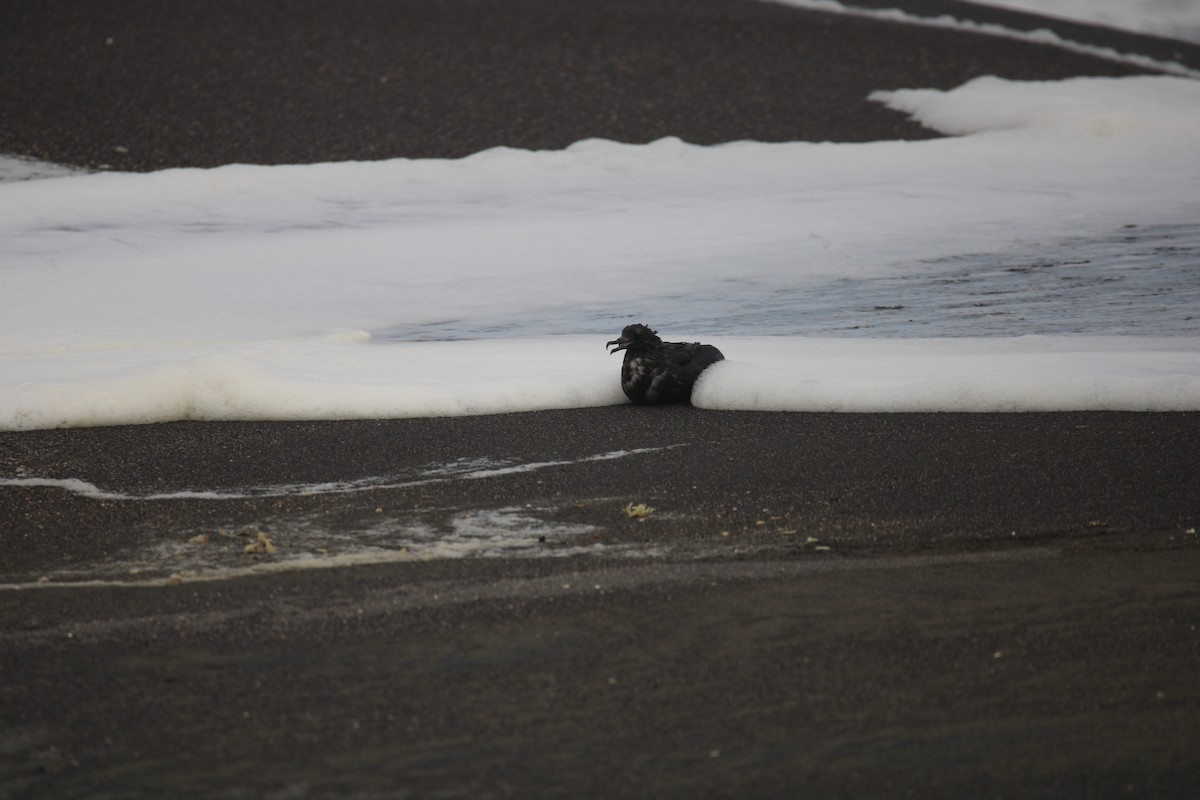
[[606, 324, 724, 405]]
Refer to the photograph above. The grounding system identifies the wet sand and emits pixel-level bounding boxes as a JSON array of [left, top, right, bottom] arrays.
[[2, 1, 1200, 797], [3, 410, 1198, 797]]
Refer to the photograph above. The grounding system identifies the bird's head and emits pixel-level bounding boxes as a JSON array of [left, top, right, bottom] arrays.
[[607, 323, 661, 354]]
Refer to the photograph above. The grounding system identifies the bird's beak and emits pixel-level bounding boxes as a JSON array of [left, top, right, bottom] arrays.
[[607, 338, 629, 354]]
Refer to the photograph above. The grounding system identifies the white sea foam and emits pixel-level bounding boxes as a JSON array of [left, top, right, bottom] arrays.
[[0, 155, 84, 183], [692, 337, 1200, 412], [2, 74, 1200, 429]]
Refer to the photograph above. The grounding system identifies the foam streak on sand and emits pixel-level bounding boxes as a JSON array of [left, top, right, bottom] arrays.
[[0, 446, 675, 501], [2, 75, 1200, 428]]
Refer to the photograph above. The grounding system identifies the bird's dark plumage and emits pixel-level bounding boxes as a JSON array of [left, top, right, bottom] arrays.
[[606, 324, 724, 405]]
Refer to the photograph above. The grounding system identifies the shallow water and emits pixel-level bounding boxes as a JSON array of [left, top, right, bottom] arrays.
[[377, 223, 1200, 341], [777, 223, 1200, 338]]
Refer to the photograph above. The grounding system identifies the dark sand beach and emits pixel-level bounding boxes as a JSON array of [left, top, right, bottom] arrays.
[[2, 1, 1199, 798]]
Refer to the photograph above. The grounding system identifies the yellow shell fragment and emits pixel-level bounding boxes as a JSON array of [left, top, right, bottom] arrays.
[[243, 532, 278, 555], [624, 502, 654, 518]]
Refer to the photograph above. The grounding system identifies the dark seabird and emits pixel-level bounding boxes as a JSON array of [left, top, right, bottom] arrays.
[[606, 324, 724, 405]]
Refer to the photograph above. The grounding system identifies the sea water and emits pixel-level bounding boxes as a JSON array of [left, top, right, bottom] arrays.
[[378, 223, 1199, 340]]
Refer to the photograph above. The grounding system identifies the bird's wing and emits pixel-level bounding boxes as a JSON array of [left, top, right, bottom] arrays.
[[662, 342, 724, 373]]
